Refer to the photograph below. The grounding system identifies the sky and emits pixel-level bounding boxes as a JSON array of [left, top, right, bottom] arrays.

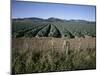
[[12, 1, 96, 21]]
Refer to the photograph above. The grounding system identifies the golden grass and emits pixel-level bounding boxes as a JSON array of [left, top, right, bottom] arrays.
[[12, 37, 96, 74]]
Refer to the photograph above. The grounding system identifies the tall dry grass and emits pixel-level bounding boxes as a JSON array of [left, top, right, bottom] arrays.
[[12, 37, 96, 74]]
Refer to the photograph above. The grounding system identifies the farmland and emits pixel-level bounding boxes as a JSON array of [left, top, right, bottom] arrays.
[[12, 17, 96, 38], [12, 17, 96, 74]]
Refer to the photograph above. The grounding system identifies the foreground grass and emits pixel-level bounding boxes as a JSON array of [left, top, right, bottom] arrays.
[[12, 47, 96, 74]]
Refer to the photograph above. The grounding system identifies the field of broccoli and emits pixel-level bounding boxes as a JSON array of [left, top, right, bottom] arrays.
[[12, 17, 96, 38]]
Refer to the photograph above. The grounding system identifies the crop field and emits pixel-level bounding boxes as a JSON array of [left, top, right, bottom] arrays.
[[12, 18, 96, 38], [12, 18, 96, 74]]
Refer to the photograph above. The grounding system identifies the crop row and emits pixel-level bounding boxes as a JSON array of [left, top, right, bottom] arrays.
[[12, 21, 96, 38]]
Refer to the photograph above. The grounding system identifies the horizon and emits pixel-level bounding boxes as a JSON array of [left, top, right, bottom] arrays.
[[12, 17, 96, 22], [12, 1, 96, 21]]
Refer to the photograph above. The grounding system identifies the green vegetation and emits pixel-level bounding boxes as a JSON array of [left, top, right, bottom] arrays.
[[12, 18, 96, 38]]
